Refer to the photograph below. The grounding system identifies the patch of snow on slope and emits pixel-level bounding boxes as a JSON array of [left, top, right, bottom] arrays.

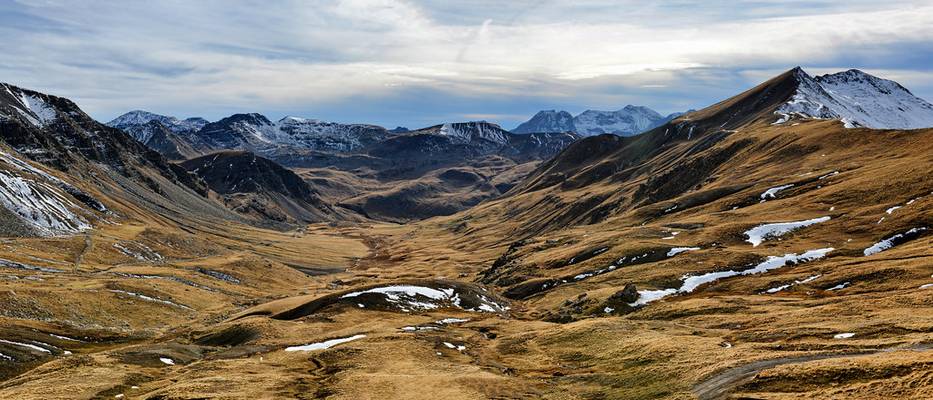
[[833, 333, 855, 339], [863, 227, 928, 256], [109, 289, 192, 310], [0, 171, 90, 235], [0, 339, 52, 354], [285, 334, 366, 352], [745, 217, 831, 246], [341, 285, 507, 313], [764, 274, 821, 294], [667, 247, 700, 257], [17, 94, 58, 127], [631, 248, 832, 306], [760, 184, 794, 201]]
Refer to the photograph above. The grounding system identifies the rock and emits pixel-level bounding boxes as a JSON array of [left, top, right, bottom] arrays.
[[610, 284, 639, 304]]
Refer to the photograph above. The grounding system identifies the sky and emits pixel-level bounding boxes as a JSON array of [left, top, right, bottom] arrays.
[[2, 0, 933, 130]]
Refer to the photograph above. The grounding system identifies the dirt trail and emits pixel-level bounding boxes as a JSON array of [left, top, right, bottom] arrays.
[[692, 343, 933, 400]]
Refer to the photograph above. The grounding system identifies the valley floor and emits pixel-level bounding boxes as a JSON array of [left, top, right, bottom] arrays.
[[0, 211, 931, 399]]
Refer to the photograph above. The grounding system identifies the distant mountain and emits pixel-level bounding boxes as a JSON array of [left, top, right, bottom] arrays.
[[774, 68, 933, 129], [512, 106, 680, 136], [108, 110, 208, 134], [191, 113, 390, 153], [512, 110, 575, 134], [181, 151, 349, 223], [110, 111, 391, 156], [114, 120, 203, 160]]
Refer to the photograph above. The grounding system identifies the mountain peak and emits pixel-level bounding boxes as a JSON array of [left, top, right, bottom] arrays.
[[513, 106, 673, 136], [512, 110, 575, 134], [108, 110, 208, 134], [774, 68, 933, 129]]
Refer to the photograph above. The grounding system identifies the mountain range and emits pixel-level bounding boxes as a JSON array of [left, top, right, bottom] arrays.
[[2, 67, 933, 399], [512, 105, 684, 136], [106, 111, 577, 222]]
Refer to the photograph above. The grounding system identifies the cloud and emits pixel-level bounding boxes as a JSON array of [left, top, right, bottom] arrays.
[[1, 0, 931, 128]]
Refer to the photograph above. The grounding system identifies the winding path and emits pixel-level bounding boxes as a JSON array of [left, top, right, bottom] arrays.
[[692, 343, 933, 400]]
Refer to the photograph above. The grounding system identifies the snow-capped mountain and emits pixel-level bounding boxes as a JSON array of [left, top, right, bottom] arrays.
[[774, 68, 933, 129], [108, 110, 208, 134], [432, 121, 510, 144], [512, 106, 679, 136], [110, 111, 392, 155], [275, 116, 390, 152], [512, 110, 575, 134], [573, 105, 671, 136]]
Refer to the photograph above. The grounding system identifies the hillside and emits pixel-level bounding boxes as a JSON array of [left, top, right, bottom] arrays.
[[181, 151, 355, 224]]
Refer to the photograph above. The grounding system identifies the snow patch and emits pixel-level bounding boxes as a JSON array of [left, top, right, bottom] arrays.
[[863, 227, 928, 256], [631, 248, 833, 306], [285, 334, 366, 352], [744, 217, 830, 247], [760, 184, 793, 201], [0, 170, 90, 235], [667, 247, 700, 257]]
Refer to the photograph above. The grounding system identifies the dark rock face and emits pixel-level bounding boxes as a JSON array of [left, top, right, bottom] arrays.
[[182, 151, 313, 199], [181, 151, 341, 223], [612, 284, 639, 304]]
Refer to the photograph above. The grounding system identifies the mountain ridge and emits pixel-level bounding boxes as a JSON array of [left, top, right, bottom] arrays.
[[512, 106, 682, 136]]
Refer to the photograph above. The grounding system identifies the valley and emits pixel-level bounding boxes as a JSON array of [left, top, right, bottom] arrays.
[[0, 66, 931, 400]]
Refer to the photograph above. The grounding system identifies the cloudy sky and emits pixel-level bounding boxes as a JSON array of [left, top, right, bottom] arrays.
[[2, 0, 933, 129]]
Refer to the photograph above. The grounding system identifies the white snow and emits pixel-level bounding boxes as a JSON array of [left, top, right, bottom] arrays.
[[744, 217, 831, 246], [442, 342, 466, 352], [818, 171, 839, 180], [341, 285, 507, 313], [827, 282, 850, 291], [764, 274, 822, 294], [631, 248, 833, 306], [0, 352, 12, 361], [760, 184, 794, 200], [0, 171, 90, 235], [629, 289, 677, 307], [885, 206, 901, 214], [920, 284, 933, 289], [109, 289, 192, 310], [113, 242, 163, 262], [774, 68, 933, 129], [667, 247, 700, 257], [662, 231, 680, 240], [14, 93, 58, 127], [0, 339, 52, 354], [48, 333, 81, 342], [571, 105, 668, 136], [159, 357, 175, 365], [833, 333, 855, 339], [437, 122, 508, 144], [285, 335, 366, 352], [436, 318, 469, 324], [863, 227, 928, 256]]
